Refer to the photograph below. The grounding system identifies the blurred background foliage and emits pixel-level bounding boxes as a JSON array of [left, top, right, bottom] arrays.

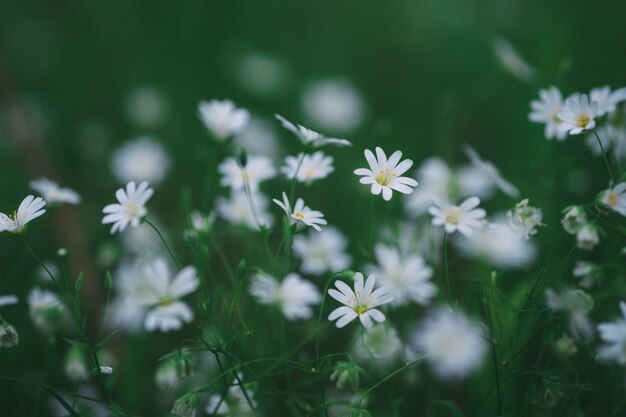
[[1, 0, 626, 416]]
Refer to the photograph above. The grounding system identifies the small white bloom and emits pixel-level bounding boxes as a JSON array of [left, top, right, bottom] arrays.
[[0, 295, 18, 307], [28, 287, 65, 333], [367, 244, 436, 307], [557, 94, 597, 135], [589, 86, 626, 117], [188, 211, 217, 234], [216, 190, 274, 229], [233, 117, 281, 159], [429, 197, 486, 236], [293, 227, 352, 275], [109, 259, 158, 332], [529, 86, 567, 141], [273, 192, 327, 232], [599, 182, 626, 216], [135, 259, 199, 332], [409, 306, 488, 380], [124, 86, 169, 129], [508, 198, 543, 239], [493, 37, 534, 82], [301, 79, 365, 132], [102, 181, 154, 234], [99, 366, 114, 375], [155, 361, 179, 391], [404, 158, 452, 216], [111, 137, 171, 185], [585, 126, 626, 160], [65, 347, 89, 382], [218, 155, 276, 191], [546, 288, 594, 341], [355, 324, 402, 361], [354, 147, 418, 201], [462, 146, 519, 198], [275, 114, 352, 148], [561, 205, 588, 234], [576, 223, 600, 251], [198, 99, 250, 140], [249, 273, 321, 320], [328, 272, 393, 328], [0, 319, 19, 348], [0, 195, 46, 234], [29, 178, 80, 205], [573, 261, 600, 289], [282, 151, 334, 183], [597, 301, 626, 365]]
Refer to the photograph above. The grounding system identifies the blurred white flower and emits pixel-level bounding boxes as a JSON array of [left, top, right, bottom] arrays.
[[546, 288, 594, 341], [356, 324, 402, 360], [0, 294, 18, 307], [328, 272, 393, 328], [216, 191, 274, 229], [111, 137, 171, 185], [233, 117, 280, 159], [585, 126, 626, 160], [218, 155, 276, 191], [558, 94, 597, 135], [102, 181, 154, 234], [198, 99, 250, 141], [589, 86, 626, 117], [493, 37, 534, 82], [456, 222, 536, 269], [124, 87, 169, 128], [409, 307, 488, 380], [119, 222, 162, 254], [429, 196, 486, 236], [0, 320, 18, 348], [0, 195, 46, 234], [109, 259, 158, 332], [275, 114, 352, 148], [561, 205, 587, 235], [249, 273, 321, 320], [597, 301, 626, 365], [28, 287, 65, 333], [573, 261, 600, 289], [405, 158, 452, 216], [354, 147, 418, 201], [233, 51, 291, 97], [135, 259, 199, 332], [293, 227, 352, 275], [301, 79, 365, 132], [188, 211, 217, 234], [529, 86, 567, 141], [508, 198, 543, 239], [64, 347, 89, 382], [273, 192, 327, 232], [367, 244, 436, 307], [576, 223, 600, 251], [599, 182, 626, 216], [30, 178, 81, 205], [282, 151, 334, 183], [461, 146, 519, 198], [155, 361, 179, 391]]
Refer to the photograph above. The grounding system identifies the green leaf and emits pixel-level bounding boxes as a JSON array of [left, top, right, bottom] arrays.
[[41, 386, 81, 417], [96, 329, 119, 351], [62, 337, 91, 352], [74, 272, 84, 292], [236, 259, 248, 279]]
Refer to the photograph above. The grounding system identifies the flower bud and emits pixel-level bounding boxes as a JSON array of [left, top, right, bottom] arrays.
[[576, 223, 600, 251], [561, 206, 587, 235], [172, 392, 198, 417], [330, 361, 363, 391], [0, 320, 19, 348], [64, 347, 89, 381], [155, 361, 179, 391]]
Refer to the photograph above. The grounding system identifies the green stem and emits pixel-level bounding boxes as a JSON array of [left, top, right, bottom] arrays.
[[288, 152, 306, 204], [593, 130, 615, 184], [357, 357, 426, 408], [443, 233, 451, 301], [143, 218, 181, 270], [316, 275, 335, 371]]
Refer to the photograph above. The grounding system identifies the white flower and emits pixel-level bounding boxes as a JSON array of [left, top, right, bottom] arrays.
[[102, 181, 154, 234], [155, 361, 179, 391], [429, 197, 486, 236], [367, 244, 436, 307], [561, 205, 588, 234], [585, 126, 626, 160], [198, 99, 250, 140], [233, 117, 280, 159], [493, 37, 534, 82], [28, 287, 65, 333], [99, 366, 114, 375], [301, 79, 365, 132], [576, 223, 600, 251], [124, 87, 169, 129], [573, 261, 600, 289], [0, 320, 18, 348], [273, 192, 327, 232], [111, 137, 171, 185], [275, 114, 352, 148], [293, 227, 352, 275], [529, 86, 567, 140], [0, 295, 18, 307], [188, 211, 217, 234], [65, 348, 89, 382], [29, 178, 81, 205], [354, 147, 418, 201], [216, 191, 274, 229], [249, 273, 321, 320], [456, 222, 536, 269], [589, 86, 626, 117], [134, 259, 199, 332], [409, 307, 488, 380], [404, 158, 452, 216], [461, 146, 519, 198], [0, 195, 46, 234], [508, 198, 543, 239], [599, 182, 626, 216], [557, 94, 597, 135], [218, 155, 276, 191], [282, 151, 334, 183], [597, 302, 626, 365], [546, 288, 594, 340], [355, 324, 402, 362], [328, 272, 393, 328]]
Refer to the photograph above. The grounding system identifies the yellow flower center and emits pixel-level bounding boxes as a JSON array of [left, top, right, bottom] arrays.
[[444, 208, 462, 225], [294, 211, 305, 219], [551, 112, 561, 123], [375, 168, 396, 186], [124, 202, 139, 217], [303, 168, 316, 178], [608, 193, 618, 207], [356, 304, 368, 315], [159, 296, 174, 306], [577, 114, 590, 128]]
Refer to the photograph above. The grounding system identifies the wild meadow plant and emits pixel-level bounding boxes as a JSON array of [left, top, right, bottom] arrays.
[[2, 85, 626, 417]]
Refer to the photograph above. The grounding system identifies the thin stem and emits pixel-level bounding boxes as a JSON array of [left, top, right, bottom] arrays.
[[367, 196, 375, 253], [593, 130, 615, 184], [357, 357, 426, 408], [288, 152, 306, 204], [210, 237, 237, 288], [443, 233, 451, 301], [316, 275, 336, 371], [144, 218, 181, 270]]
